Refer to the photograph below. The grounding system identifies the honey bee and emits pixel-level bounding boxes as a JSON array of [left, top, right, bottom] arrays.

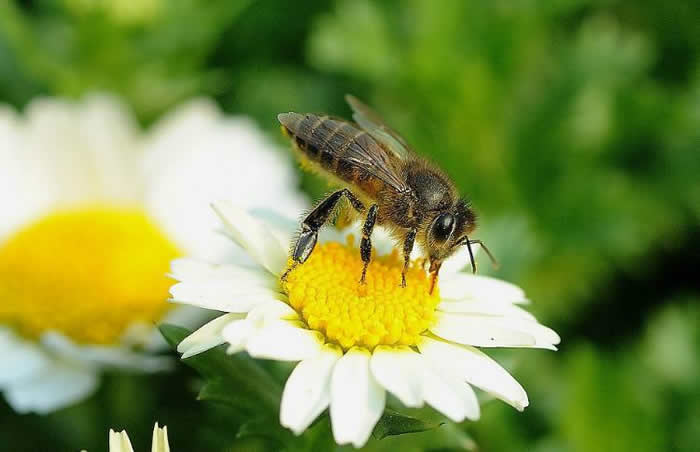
[[278, 95, 496, 292]]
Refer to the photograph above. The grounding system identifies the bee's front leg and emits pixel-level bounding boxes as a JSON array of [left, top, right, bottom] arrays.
[[359, 204, 378, 284], [283, 188, 365, 281], [400, 229, 417, 288]]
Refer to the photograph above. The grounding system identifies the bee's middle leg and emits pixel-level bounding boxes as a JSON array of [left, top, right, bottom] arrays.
[[359, 204, 378, 284], [400, 229, 417, 287], [283, 189, 365, 280]]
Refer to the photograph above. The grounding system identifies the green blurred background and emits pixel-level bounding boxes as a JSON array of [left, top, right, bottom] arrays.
[[1, 0, 699, 450]]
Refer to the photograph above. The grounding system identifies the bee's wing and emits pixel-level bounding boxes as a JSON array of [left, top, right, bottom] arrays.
[[279, 112, 409, 193], [345, 94, 413, 160]]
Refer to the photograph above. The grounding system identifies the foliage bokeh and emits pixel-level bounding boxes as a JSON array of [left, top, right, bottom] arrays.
[[0, 0, 698, 450]]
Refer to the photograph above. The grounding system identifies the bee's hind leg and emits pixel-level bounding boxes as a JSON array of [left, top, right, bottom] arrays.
[[400, 229, 417, 287], [359, 204, 378, 284], [285, 189, 365, 280]]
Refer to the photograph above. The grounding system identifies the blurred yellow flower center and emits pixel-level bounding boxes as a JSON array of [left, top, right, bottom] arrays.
[[284, 240, 440, 350], [0, 206, 179, 345]]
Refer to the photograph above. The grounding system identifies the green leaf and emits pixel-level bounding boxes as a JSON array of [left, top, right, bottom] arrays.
[[225, 436, 283, 452], [159, 323, 190, 348], [371, 410, 444, 440], [237, 417, 295, 443], [198, 378, 265, 414], [159, 324, 282, 413]]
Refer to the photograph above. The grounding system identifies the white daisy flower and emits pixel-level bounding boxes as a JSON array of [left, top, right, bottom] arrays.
[[0, 95, 306, 414], [94, 423, 170, 452], [171, 202, 560, 448]]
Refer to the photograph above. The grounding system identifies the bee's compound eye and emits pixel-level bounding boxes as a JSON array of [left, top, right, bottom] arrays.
[[431, 213, 455, 243]]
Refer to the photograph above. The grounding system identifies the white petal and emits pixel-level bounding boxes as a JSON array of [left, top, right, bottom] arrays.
[[109, 429, 135, 452], [485, 317, 560, 348], [418, 337, 529, 411], [221, 318, 255, 354], [330, 348, 386, 448], [430, 312, 538, 348], [0, 329, 51, 387], [438, 299, 536, 321], [151, 423, 170, 452], [0, 107, 47, 238], [249, 208, 299, 233], [246, 300, 298, 327], [419, 359, 480, 422], [169, 258, 220, 281], [221, 300, 299, 355], [370, 346, 423, 408], [4, 362, 98, 414], [211, 201, 288, 275], [249, 208, 300, 251], [169, 280, 282, 313], [169, 258, 275, 286], [22, 95, 142, 206], [439, 274, 528, 304], [281, 345, 342, 434], [178, 313, 244, 358], [245, 320, 324, 361], [77, 95, 143, 201], [433, 314, 559, 349]]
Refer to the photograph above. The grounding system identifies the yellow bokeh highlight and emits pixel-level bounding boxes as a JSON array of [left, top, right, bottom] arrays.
[[0, 206, 179, 345], [283, 240, 440, 350]]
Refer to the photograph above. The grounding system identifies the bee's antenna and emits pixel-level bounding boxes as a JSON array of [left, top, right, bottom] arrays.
[[459, 238, 499, 273], [467, 239, 501, 270], [465, 236, 477, 274]]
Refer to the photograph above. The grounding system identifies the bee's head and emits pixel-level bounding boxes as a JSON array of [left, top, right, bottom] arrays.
[[426, 200, 476, 261], [425, 199, 477, 266]]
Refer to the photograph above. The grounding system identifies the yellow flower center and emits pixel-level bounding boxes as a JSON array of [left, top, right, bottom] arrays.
[[0, 206, 179, 345], [284, 240, 440, 350]]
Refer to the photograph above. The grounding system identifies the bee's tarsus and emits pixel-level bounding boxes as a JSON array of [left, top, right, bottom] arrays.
[[359, 271, 367, 285], [281, 263, 296, 282]]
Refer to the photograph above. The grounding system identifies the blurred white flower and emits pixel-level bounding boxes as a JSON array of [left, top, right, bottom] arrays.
[[171, 202, 560, 448], [0, 95, 306, 414]]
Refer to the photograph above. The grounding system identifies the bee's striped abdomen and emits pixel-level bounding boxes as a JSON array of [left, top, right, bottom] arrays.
[[281, 114, 350, 170], [278, 112, 393, 197], [281, 115, 328, 163]]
